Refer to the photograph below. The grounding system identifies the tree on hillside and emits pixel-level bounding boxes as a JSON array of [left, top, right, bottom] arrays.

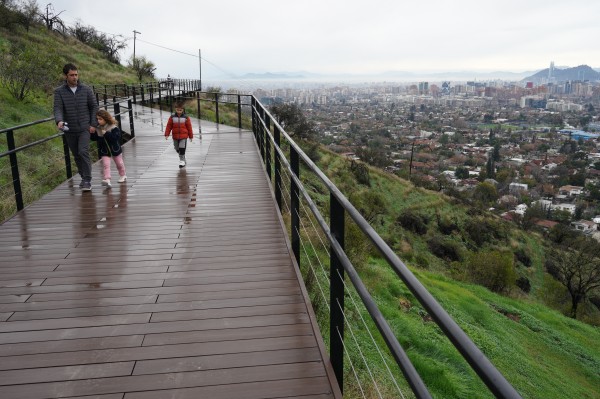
[[0, 0, 19, 28], [17, 0, 40, 31], [128, 55, 155, 82], [70, 22, 127, 64], [0, 43, 60, 100], [546, 239, 600, 318], [270, 103, 316, 140]]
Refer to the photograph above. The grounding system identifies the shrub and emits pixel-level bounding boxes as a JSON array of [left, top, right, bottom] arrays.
[[516, 276, 531, 293], [514, 247, 532, 267], [427, 235, 464, 262], [397, 210, 429, 235], [463, 217, 508, 247], [436, 214, 459, 235], [462, 250, 516, 294]]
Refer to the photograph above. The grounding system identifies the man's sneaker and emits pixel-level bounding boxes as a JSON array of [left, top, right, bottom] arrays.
[[79, 180, 85, 188], [81, 181, 92, 191], [118, 175, 127, 183], [179, 160, 186, 168], [102, 179, 112, 188]]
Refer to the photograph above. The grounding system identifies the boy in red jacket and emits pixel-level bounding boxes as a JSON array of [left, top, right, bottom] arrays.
[[165, 102, 193, 167]]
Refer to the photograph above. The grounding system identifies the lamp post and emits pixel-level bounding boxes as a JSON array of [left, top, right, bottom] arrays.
[[198, 48, 202, 91]]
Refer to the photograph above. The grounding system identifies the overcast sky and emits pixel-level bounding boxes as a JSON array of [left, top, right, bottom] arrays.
[[46, 0, 600, 82]]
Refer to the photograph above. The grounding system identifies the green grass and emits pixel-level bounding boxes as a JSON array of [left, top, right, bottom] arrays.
[[287, 147, 600, 398]]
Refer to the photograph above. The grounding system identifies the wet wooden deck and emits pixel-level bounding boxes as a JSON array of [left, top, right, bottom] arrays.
[[0, 107, 341, 398]]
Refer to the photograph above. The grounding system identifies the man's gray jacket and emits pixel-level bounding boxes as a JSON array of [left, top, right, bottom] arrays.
[[53, 82, 98, 133]]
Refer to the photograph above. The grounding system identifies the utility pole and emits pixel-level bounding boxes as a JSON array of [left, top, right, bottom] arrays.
[[198, 49, 202, 91], [133, 30, 141, 63]]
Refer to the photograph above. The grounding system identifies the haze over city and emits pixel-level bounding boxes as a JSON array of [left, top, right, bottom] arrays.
[[46, 0, 600, 83]]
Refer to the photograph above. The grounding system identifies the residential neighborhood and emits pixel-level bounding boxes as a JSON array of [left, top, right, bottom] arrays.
[[256, 75, 600, 236]]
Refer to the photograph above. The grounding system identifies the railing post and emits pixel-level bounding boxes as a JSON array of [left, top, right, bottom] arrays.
[[330, 194, 345, 392], [197, 91, 201, 120], [127, 98, 135, 138], [62, 133, 72, 179], [259, 107, 266, 160], [140, 84, 145, 104], [132, 86, 137, 104], [251, 98, 257, 141], [214, 92, 219, 124], [265, 115, 272, 180], [6, 130, 24, 211], [237, 94, 242, 129], [290, 147, 300, 264], [274, 125, 282, 211], [113, 100, 122, 140]]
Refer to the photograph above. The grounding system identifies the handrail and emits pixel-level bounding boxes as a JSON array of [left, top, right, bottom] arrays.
[[0, 117, 54, 135], [0, 96, 135, 216], [1, 88, 247, 222], [251, 96, 523, 399]]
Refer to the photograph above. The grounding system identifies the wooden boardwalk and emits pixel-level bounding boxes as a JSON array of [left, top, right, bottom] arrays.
[[0, 107, 341, 398]]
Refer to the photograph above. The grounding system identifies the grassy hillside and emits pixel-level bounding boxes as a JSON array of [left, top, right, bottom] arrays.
[[0, 24, 144, 221], [292, 147, 600, 398]]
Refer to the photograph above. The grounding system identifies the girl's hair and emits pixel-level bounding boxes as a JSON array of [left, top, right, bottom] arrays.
[[97, 109, 116, 125]]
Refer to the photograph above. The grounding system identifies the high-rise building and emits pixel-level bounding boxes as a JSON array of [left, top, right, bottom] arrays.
[[548, 61, 555, 81]]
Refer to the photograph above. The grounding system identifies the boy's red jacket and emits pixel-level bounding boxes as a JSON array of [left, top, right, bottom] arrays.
[[165, 113, 193, 140]]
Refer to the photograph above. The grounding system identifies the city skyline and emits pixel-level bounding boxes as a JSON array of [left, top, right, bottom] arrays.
[[46, 0, 600, 82]]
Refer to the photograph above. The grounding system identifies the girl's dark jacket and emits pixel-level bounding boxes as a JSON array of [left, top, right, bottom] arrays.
[[90, 124, 123, 157], [53, 81, 98, 133]]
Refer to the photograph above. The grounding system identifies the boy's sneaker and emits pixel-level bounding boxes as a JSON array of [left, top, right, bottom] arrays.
[[118, 175, 127, 183], [179, 160, 186, 168], [79, 180, 85, 188], [102, 179, 112, 188], [81, 181, 92, 191]]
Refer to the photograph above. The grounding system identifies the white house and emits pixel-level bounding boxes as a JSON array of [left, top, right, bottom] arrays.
[[552, 203, 576, 215], [571, 220, 597, 233], [558, 185, 584, 197], [515, 204, 528, 215]]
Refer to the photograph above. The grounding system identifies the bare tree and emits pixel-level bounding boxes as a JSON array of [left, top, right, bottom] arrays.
[[40, 3, 66, 33], [546, 239, 600, 318]]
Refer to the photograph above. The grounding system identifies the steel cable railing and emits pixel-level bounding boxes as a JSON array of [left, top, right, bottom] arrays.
[[278, 143, 410, 398], [251, 96, 523, 399]]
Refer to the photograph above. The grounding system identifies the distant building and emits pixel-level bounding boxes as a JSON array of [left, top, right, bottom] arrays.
[[558, 129, 600, 141], [552, 203, 576, 215], [509, 183, 528, 194], [571, 220, 596, 233], [558, 185, 584, 197]]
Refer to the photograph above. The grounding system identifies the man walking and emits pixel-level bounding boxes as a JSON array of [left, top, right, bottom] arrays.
[[54, 63, 98, 191]]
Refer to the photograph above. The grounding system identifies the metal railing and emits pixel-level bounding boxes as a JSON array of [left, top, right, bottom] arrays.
[[0, 97, 134, 214], [250, 96, 523, 399], [93, 81, 252, 129]]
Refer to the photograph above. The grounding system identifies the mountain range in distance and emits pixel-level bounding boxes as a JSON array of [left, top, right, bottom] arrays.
[[235, 65, 600, 83]]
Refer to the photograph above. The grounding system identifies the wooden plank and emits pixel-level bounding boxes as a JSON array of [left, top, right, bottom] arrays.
[[0, 116, 339, 399]]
